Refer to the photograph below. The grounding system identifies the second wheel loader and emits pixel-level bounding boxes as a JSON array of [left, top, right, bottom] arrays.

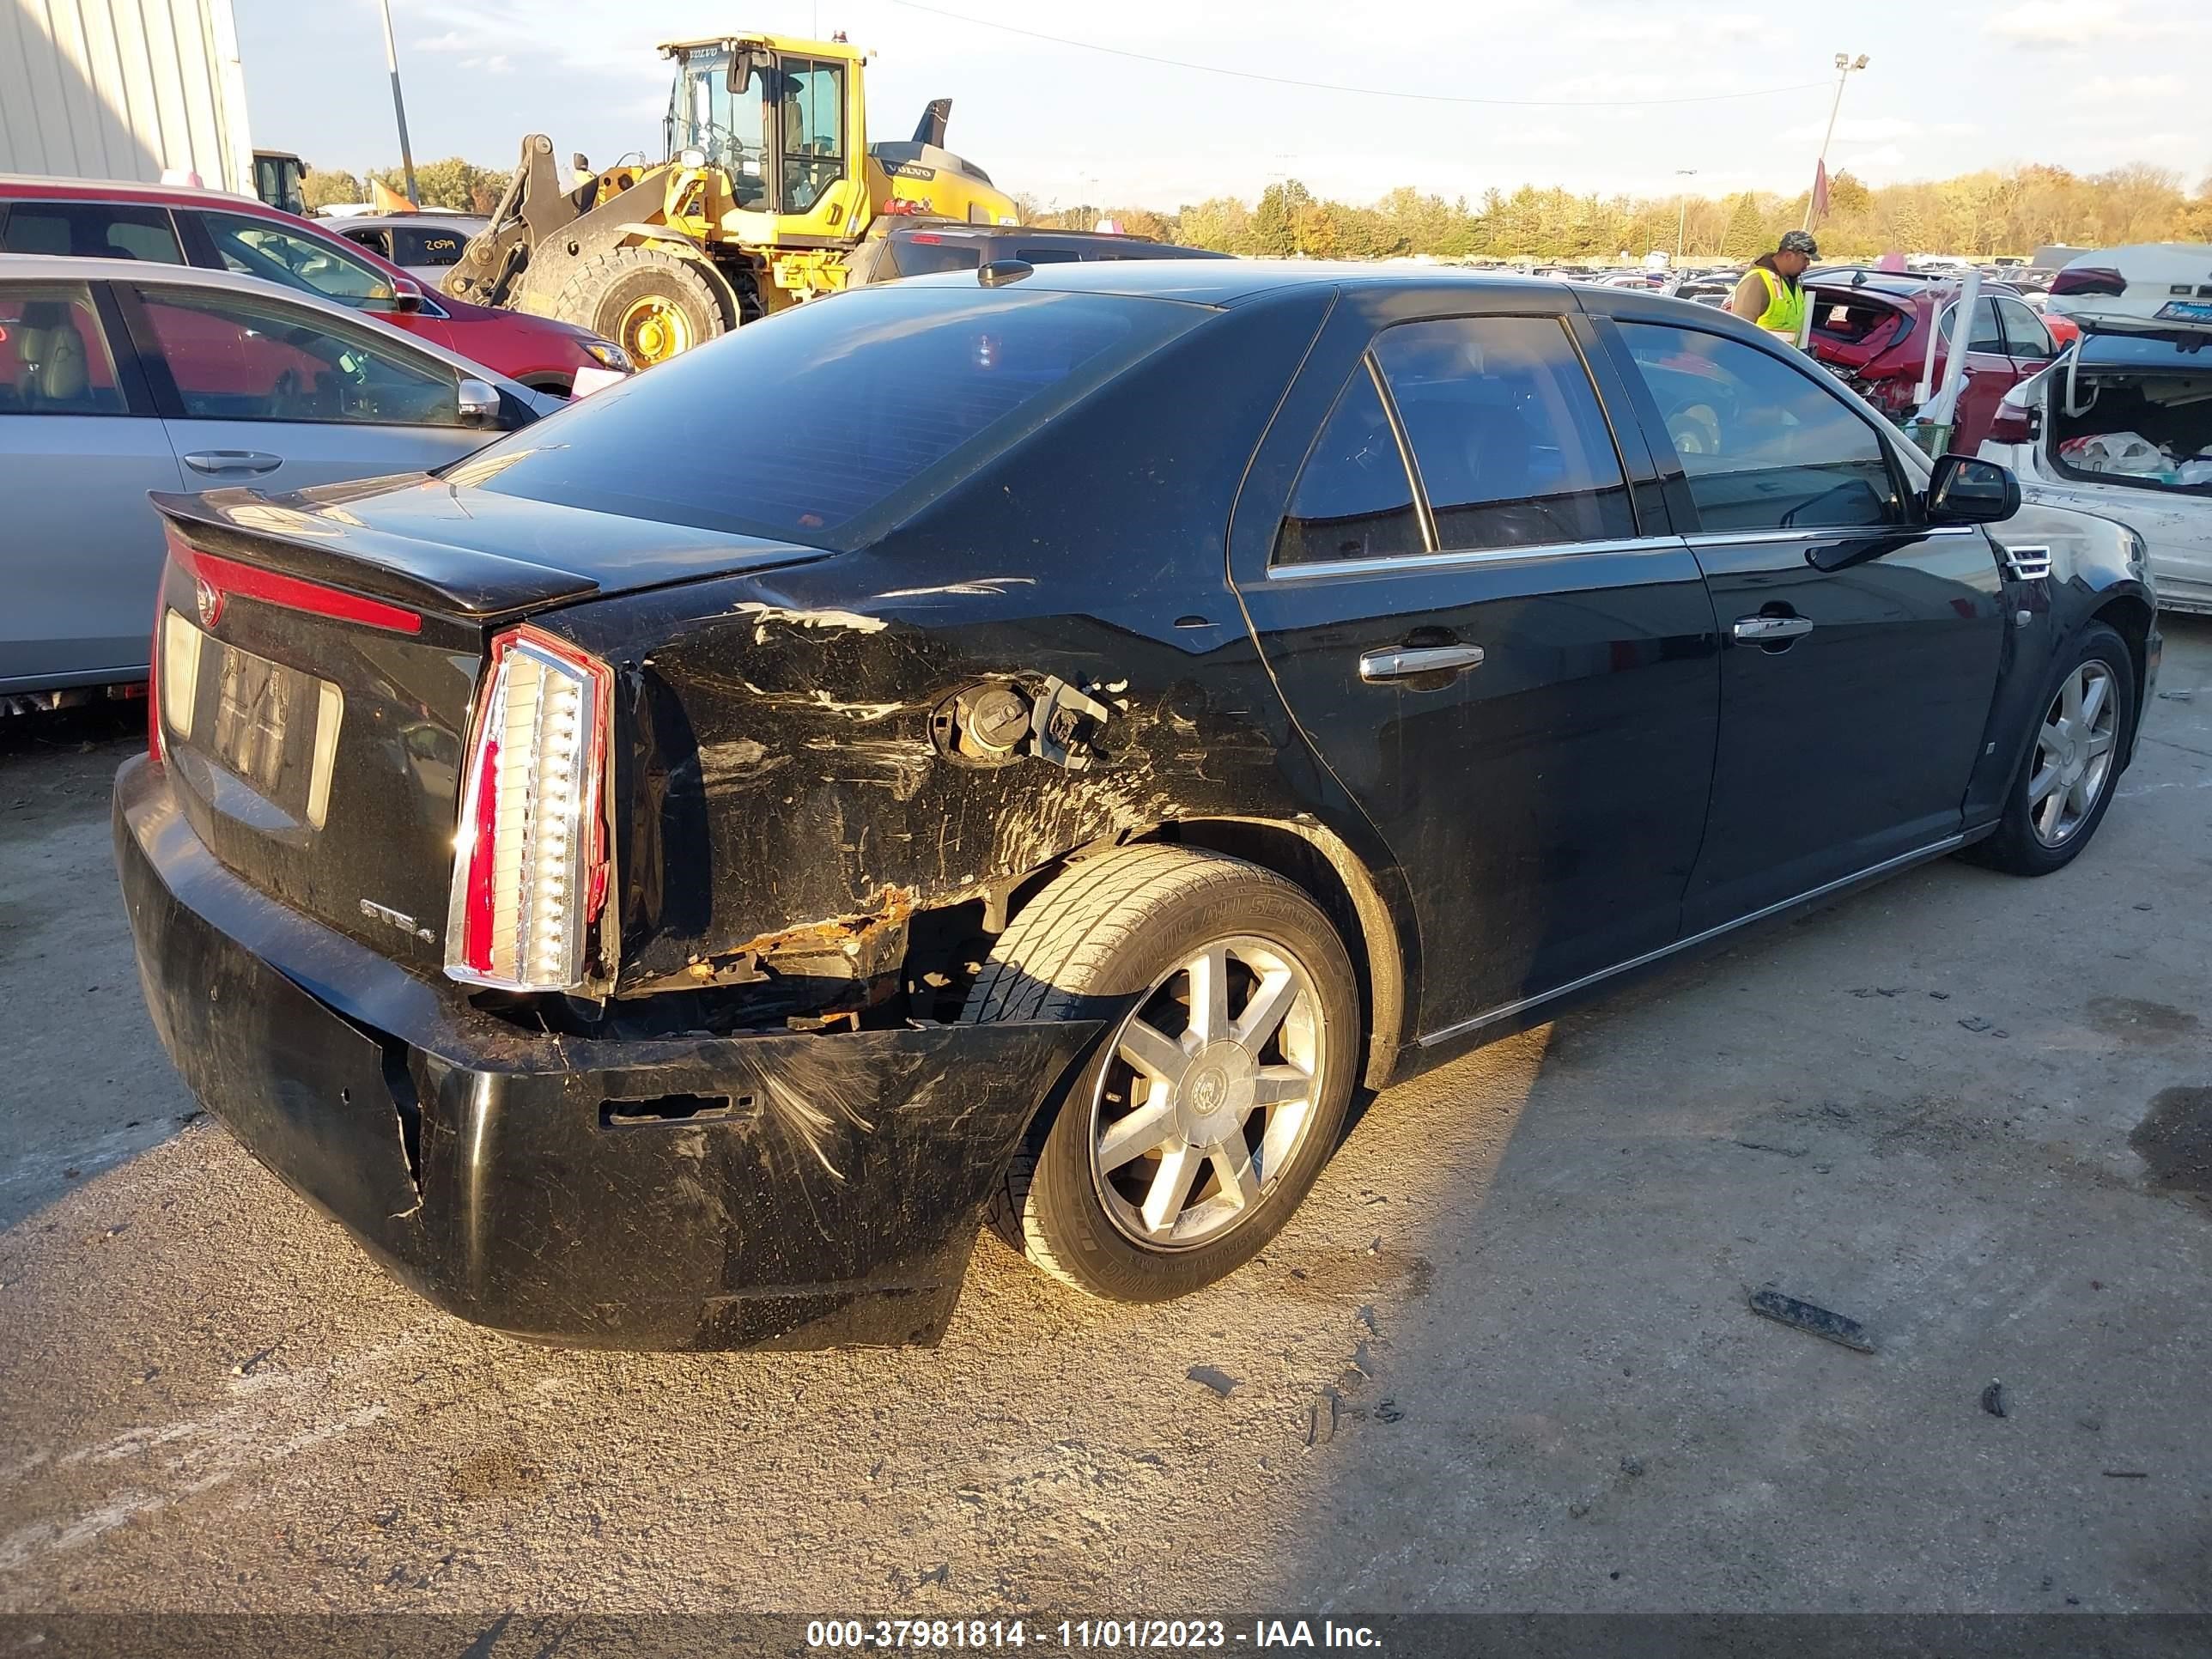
[[441, 31, 1018, 365]]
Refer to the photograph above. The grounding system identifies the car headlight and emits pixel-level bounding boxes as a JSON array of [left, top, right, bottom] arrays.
[[2126, 529, 2148, 579], [583, 339, 635, 372]]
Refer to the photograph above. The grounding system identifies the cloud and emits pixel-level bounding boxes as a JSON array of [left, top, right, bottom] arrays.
[[1559, 15, 1755, 46], [2077, 73, 2185, 100], [1783, 117, 1925, 143], [1985, 0, 2132, 46]]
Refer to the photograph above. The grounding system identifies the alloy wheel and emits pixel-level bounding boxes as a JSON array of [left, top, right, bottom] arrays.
[[1089, 937, 1327, 1249], [2028, 659, 2118, 848]]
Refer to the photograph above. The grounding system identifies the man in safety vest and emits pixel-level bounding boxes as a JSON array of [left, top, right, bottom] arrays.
[[1729, 230, 1820, 345]]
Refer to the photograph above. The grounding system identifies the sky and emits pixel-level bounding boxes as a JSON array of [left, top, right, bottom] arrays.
[[236, 0, 2212, 209]]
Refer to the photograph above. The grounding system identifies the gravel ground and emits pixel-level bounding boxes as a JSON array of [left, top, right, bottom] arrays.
[[2, 619, 2209, 1617]]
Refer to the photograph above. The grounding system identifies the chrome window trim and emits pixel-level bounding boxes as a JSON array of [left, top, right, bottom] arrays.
[[1266, 533, 1690, 582], [1416, 832, 1969, 1049], [1682, 524, 1983, 549]]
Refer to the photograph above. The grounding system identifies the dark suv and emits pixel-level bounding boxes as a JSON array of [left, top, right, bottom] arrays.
[[844, 221, 1232, 285]]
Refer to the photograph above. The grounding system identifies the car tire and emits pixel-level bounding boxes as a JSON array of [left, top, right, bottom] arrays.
[[551, 246, 724, 367], [961, 844, 1359, 1302], [1965, 621, 2134, 877]]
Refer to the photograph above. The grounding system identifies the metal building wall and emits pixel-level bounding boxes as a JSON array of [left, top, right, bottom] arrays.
[[1, 0, 253, 192]]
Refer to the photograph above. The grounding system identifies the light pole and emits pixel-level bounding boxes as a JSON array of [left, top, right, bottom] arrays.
[[1807, 52, 1869, 230], [376, 0, 420, 206], [1675, 169, 1698, 260]]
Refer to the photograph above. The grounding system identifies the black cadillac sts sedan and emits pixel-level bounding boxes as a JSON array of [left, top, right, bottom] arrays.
[[117, 262, 2160, 1349]]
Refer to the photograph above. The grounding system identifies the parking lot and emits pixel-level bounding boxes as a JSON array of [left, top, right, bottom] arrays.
[[0, 617, 2204, 1615]]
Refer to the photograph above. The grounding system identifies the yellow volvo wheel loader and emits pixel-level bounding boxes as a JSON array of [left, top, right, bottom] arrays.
[[441, 32, 1019, 364]]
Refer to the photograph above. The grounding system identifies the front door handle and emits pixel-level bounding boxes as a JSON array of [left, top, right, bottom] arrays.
[[182, 450, 283, 476], [1358, 644, 1486, 683], [1732, 615, 1814, 643]]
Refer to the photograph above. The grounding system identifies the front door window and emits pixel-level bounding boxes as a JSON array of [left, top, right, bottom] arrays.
[[1618, 322, 1905, 530]]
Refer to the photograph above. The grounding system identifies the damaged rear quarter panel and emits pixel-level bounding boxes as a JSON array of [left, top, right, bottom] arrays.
[[541, 289, 1395, 991]]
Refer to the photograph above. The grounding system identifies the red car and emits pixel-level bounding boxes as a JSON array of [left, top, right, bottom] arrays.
[[0, 177, 631, 394], [1805, 274, 2062, 453]]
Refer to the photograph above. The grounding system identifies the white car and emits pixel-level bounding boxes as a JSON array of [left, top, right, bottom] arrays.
[[332, 214, 489, 288], [1979, 319, 2212, 614], [2047, 244, 2212, 332]]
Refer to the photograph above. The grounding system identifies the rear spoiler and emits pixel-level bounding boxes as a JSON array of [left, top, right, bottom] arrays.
[[152, 488, 600, 623]]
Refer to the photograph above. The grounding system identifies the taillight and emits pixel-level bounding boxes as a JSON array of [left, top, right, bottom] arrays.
[[1986, 400, 2040, 445], [147, 605, 164, 763], [445, 625, 614, 993], [2050, 266, 2125, 298]]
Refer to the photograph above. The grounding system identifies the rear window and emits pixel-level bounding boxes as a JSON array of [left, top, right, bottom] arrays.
[[0, 200, 185, 264], [1809, 294, 1906, 346], [890, 237, 984, 276], [459, 285, 1205, 547], [391, 224, 471, 267], [2081, 331, 2212, 367]]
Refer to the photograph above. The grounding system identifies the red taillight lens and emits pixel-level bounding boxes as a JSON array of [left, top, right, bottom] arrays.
[[445, 625, 614, 992], [2050, 266, 2125, 298], [1986, 401, 2040, 445]]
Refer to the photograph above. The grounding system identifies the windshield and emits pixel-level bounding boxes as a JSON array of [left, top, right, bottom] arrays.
[[453, 285, 1206, 550], [668, 48, 766, 204]]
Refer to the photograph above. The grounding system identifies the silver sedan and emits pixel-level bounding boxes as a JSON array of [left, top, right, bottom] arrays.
[[0, 254, 552, 702]]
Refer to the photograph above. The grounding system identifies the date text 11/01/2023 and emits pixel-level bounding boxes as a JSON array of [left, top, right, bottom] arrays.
[[805, 1620, 1384, 1650]]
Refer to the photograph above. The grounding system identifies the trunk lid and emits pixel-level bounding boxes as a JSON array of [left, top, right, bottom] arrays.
[[150, 482, 830, 976]]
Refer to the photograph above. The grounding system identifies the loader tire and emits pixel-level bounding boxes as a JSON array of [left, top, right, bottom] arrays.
[[552, 246, 724, 367]]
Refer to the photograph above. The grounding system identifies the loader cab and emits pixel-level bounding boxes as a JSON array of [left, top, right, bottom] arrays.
[[252, 151, 307, 218], [663, 35, 866, 232]]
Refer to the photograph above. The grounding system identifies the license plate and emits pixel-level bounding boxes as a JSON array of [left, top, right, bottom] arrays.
[[2155, 300, 2212, 323], [167, 617, 343, 828]]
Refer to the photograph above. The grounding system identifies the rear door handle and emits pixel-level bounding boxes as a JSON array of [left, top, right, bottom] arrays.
[[182, 450, 283, 476], [1732, 616, 1814, 643], [1358, 644, 1486, 683]]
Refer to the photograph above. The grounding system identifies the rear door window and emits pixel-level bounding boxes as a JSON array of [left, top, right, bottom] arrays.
[[1996, 297, 2057, 361], [1939, 296, 2008, 354], [1618, 321, 1905, 532], [461, 285, 1203, 547], [0, 283, 125, 415], [0, 200, 184, 264], [1374, 316, 1634, 551], [191, 210, 398, 308], [1274, 364, 1423, 567]]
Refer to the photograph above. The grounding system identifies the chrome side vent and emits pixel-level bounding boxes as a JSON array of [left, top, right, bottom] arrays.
[[2000, 543, 2053, 582]]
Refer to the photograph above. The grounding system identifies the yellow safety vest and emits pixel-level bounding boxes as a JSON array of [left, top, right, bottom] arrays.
[[1752, 266, 1808, 342]]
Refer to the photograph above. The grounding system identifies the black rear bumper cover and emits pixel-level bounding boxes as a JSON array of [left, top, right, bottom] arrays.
[[114, 756, 1102, 1351]]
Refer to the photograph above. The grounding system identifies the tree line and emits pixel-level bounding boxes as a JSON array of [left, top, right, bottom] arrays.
[[303, 157, 2212, 261], [1036, 163, 2212, 261]]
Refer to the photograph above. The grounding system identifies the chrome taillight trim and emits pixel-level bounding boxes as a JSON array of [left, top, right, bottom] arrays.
[[444, 626, 613, 994]]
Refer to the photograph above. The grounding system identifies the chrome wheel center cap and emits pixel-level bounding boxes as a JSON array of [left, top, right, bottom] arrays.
[[1177, 1041, 1257, 1140]]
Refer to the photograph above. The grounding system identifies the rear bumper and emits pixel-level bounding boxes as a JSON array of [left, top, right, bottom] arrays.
[[114, 757, 1102, 1351]]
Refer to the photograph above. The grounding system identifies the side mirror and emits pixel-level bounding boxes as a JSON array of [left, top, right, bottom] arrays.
[[457, 377, 502, 427], [388, 276, 427, 314], [1926, 454, 2021, 525]]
